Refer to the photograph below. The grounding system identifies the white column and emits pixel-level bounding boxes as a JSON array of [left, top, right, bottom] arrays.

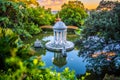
[[55, 31, 57, 43], [56, 32, 59, 44], [56, 32, 58, 41], [54, 31, 55, 43], [64, 30, 66, 42], [62, 31, 64, 43], [59, 32, 61, 44], [60, 31, 62, 44]]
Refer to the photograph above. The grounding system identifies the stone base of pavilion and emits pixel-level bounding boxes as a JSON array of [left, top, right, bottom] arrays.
[[45, 41, 74, 52]]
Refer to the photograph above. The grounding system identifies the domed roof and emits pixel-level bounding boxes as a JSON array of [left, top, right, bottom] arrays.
[[53, 21, 67, 30]]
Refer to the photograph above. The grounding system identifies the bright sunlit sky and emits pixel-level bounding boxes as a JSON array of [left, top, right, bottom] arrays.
[[38, 0, 102, 10], [80, 0, 101, 9]]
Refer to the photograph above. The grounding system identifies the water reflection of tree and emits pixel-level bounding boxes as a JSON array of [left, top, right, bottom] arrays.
[[34, 47, 46, 55], [53, 52, 67, 68], [76, 36, 120, 77]]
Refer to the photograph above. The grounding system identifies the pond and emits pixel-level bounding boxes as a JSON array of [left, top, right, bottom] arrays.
[[24, 32, 88, 75], [24, 32, 120, 79], [24, 29, 120, 80]]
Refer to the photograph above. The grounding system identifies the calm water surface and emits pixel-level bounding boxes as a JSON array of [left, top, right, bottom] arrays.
[[24, 32, 88, 75], [42, 50, 87, 75]]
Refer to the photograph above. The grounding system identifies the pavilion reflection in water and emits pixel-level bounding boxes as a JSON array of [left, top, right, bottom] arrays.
[[53, 52, 67, 68]]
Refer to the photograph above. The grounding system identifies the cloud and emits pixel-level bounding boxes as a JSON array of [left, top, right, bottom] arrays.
[[38, 0, 101, 10]]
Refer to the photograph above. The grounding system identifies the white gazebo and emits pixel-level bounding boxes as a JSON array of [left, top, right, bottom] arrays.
[[53, 21, 67, 46], [45, 21, 74, 52]]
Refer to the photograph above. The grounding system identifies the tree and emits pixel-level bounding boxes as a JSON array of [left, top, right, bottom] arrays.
[[113, 2, 120, 25], [0, 0, 55, 38], [27, 7, 55, 26], [0, 0, 37, 38], [82, 10, 120, 41], [58, 1, 88, 27]]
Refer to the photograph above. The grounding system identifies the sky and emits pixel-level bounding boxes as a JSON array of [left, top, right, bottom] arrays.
[[38, 0, 102, 10], [80, 0, 101, 9]]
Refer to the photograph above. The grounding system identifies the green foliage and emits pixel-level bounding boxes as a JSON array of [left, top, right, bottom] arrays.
[[78, 3, 120, 77], [80, 72, 91, 80], [113, 2, 120, 25], [58, 1, 88, 27], [82, 2, 120, 41], [0, 0, 32, 38], [27, 7, 55, 26], [0, 0, 55, 38], [61, 67, 76, 80], [0, 28, 32, 70], [25, 22, 42, 35], [75, 28, 83, 35], [82, 10, 120, 41], [0, 28, 76, 80]]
